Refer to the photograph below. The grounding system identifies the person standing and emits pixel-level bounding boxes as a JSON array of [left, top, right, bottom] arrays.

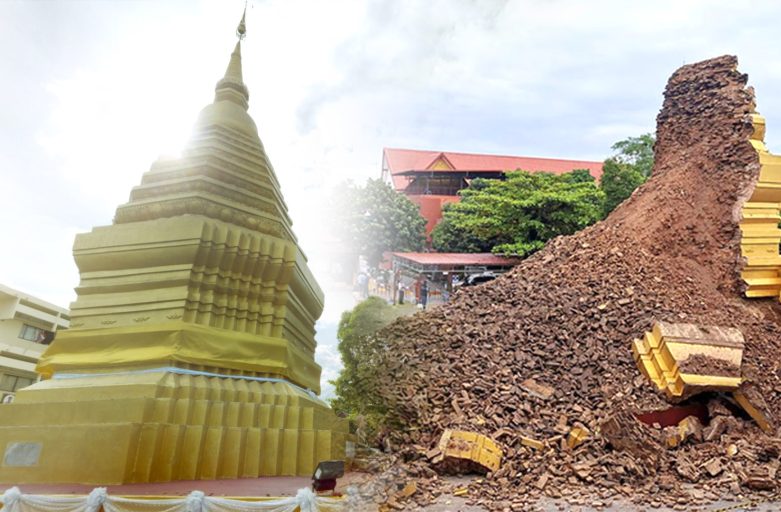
[[420, 279, 429, 310]]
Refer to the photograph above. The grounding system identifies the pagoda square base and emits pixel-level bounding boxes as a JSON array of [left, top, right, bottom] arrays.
[[0, 371, 349, 484]]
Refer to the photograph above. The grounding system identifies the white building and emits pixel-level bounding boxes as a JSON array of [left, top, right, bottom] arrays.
[[0, 284, 70, 400]]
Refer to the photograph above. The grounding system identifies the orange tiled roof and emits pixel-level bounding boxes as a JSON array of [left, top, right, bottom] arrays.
[[383, 147, 603, 191]]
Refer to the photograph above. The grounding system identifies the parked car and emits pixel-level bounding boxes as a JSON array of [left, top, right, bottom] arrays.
[[461, 271, 497, 287]]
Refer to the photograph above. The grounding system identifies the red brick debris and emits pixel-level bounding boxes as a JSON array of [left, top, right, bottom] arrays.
[[355, 55, 781, 510]]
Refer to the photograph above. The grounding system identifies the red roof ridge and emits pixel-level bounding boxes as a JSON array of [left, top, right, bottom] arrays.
[[383, 147, 602, 165]]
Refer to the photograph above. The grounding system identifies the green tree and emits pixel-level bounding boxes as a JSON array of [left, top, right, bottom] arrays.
[[599, 158, 645, 215], [599, 133, 655, 215], [330, 297, 410, 439], [333, 179, 426, 267], [610, 133, 655, 177], [431, 170, 605, 257], [428, 200, 494, 253], [563, 168, 596, 184]]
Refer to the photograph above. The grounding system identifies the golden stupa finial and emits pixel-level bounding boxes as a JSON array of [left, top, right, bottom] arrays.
[[213, 4, 250, 109], [237, 3, 247, 41]]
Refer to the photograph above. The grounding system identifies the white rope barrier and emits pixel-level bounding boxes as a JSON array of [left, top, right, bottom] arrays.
[[0, 487, 343, 512], [85, 489, 107, 512]]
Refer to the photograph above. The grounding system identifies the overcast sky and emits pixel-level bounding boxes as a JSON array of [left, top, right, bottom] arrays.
[[3, 0, 781, 398]]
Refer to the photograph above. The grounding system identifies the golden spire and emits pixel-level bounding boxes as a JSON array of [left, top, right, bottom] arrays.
[[214, 7, 249, 109]]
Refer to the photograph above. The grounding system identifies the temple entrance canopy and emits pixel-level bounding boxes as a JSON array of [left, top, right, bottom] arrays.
[[0, 11, 348, 484]]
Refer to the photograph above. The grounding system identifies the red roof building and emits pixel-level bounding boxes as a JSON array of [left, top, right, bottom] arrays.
[[389, 252, 521, 307], [381, 148, 604, 234], [391, 252, 520, 271]]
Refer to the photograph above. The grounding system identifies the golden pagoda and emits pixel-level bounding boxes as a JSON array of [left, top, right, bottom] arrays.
[[740, 112, 781, 298], [0, 12, 348, 484]]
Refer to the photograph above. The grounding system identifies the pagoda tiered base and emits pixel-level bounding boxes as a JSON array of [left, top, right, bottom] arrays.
[[0, 370, 348, 484]]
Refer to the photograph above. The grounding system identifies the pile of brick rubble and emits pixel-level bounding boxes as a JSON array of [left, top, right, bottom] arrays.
[[358, 56, 781, 511]]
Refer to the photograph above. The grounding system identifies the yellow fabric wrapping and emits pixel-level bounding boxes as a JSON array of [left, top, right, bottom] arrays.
[[37, 322, 322, 394]]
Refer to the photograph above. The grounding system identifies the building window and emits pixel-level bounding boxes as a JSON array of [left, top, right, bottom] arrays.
[[0, 374, 34, 392], [18, 324, 53, 344]]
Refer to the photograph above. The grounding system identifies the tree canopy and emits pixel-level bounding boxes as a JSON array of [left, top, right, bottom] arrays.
[[330, 297, 410, 439], [609, 133, 655, 177], [599, 158, 646, 215], [599, 133, 655, 215], [431, 170, 605, 257], [332, 178, 426, 266]]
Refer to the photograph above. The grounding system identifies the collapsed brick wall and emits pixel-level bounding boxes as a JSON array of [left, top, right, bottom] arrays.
[[371, 55, 781, 507]]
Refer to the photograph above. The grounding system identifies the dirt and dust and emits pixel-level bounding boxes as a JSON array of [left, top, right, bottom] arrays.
[[679, 354, 742, 378]]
